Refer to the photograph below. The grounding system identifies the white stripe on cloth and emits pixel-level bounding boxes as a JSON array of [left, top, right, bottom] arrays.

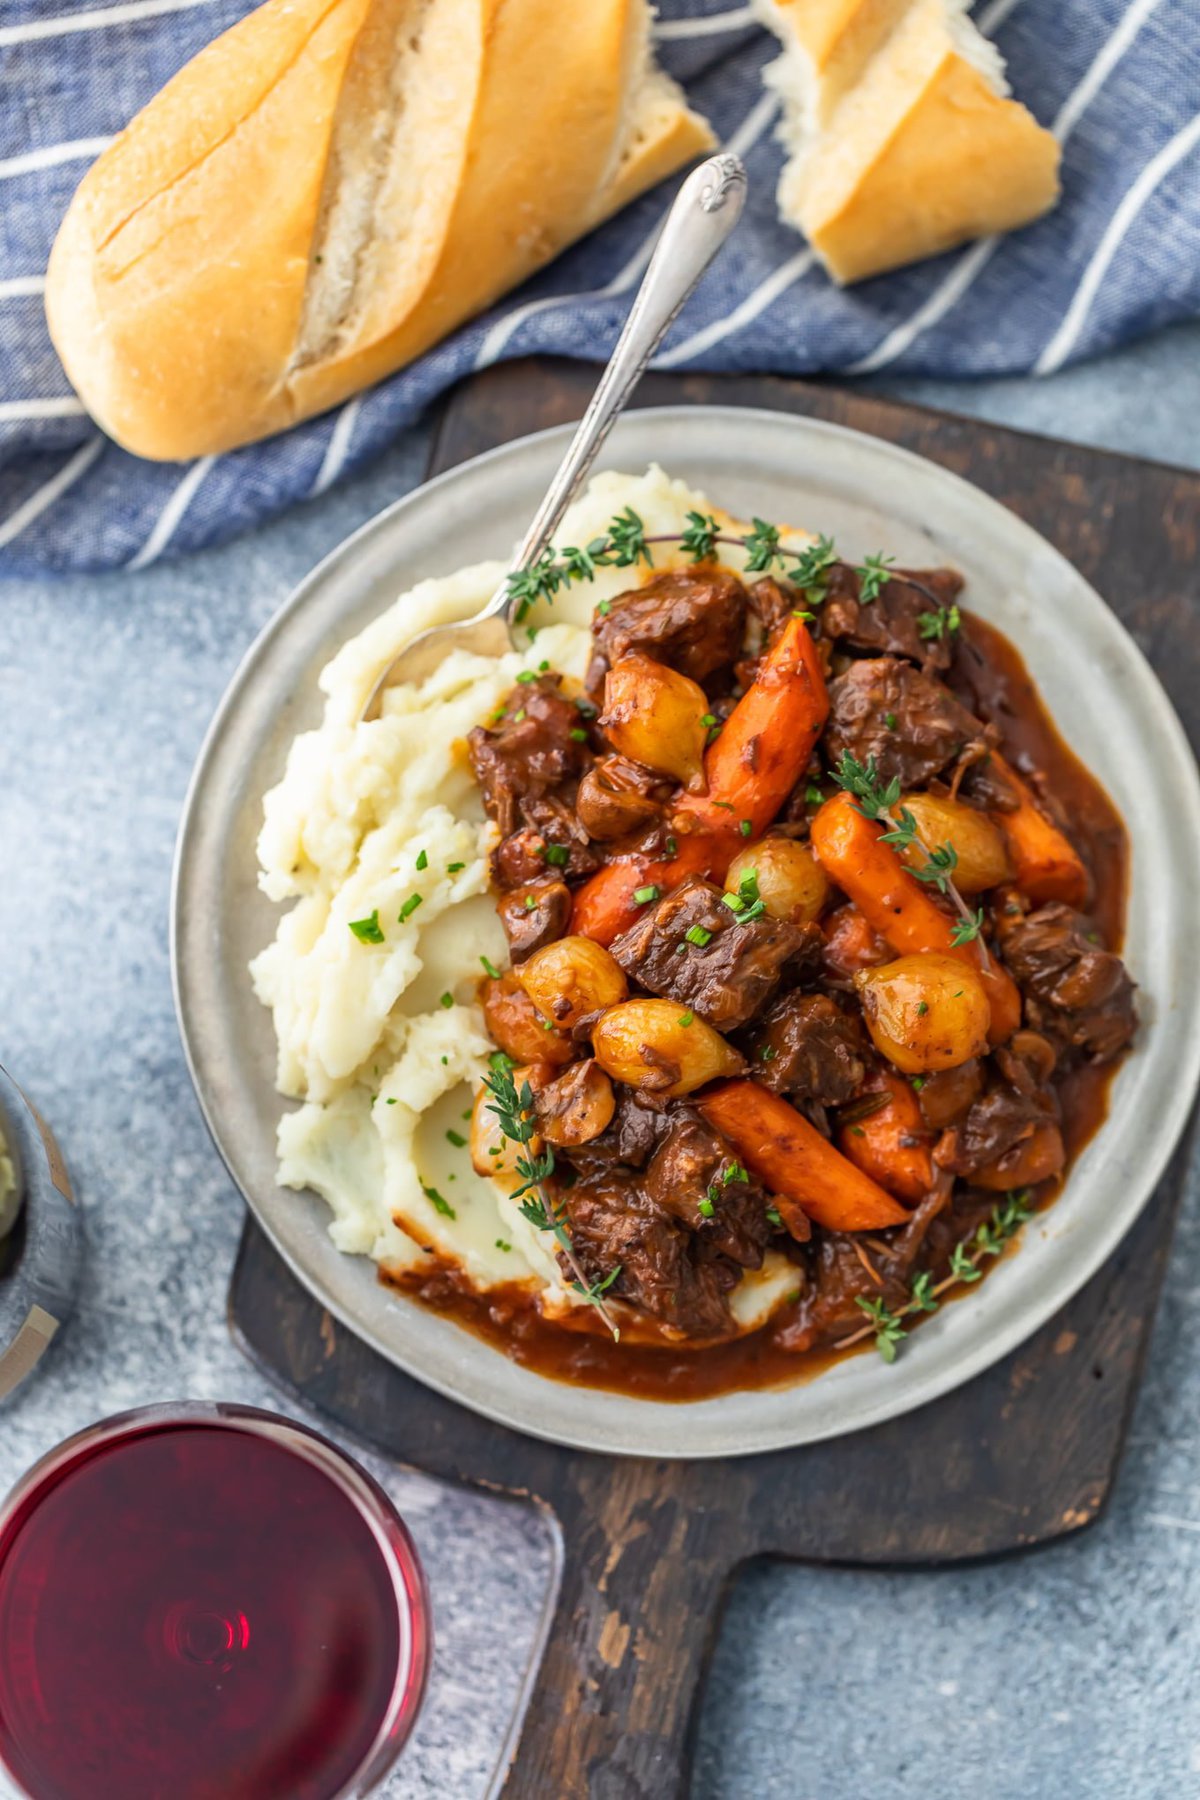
[[1036, 110, 1200, 374], [0, 436, 103, 552], [976, 0, 1028, 34], [127, 455, 216, 569], [311, 396, 362, 496], [473, 89, 781, 373], [0, 396, 86, 419], [0, 0, 219, 47], [653, 246, 815, 367], [654, 6, 758, 39], [0, 276, 46, 300], [843, 0, 1165, 375], [0, 137, 111, 181]]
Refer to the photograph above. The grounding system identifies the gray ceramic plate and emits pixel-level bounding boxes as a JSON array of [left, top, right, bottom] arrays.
[[173, 406, 1200, 1458]]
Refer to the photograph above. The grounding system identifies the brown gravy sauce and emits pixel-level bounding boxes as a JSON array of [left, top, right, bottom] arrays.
[[384, 612, 1131, 1402]]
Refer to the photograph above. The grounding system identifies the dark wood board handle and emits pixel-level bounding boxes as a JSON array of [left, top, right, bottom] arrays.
[[227, 360, 1200, 1798]]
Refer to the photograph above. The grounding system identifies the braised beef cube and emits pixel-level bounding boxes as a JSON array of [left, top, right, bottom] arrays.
[[824, 656, 987, 790], [935, 1082, 1057, 1179], [592, 570, 747, 684], [821, 564, 962, 670], [565, 1177, 732, 1338], [752, 993, 865, 1104], [609, 875, 804, 1030], [467, 675, 588, 836], [569, 1087, 664, 1173], [492, 804, 598, 891], [496, 878, 571, 963], [997, 902, 1136, 1063], [747, 575, 799, 646], [642, 1111, 769, 1269]]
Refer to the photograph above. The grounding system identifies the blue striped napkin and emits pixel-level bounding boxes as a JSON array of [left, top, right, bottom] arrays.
[[2, 0, 1197, 575]]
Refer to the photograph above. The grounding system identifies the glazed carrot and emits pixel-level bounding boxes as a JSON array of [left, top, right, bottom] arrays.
[[837, 1072, 934, 1204], [699, 1081, 909, 1235], [570, 832, 722, 946], [821, 903, 890, 980], [810, 792, 1021, 1044], [989, 753, 1087, 907], [676, 618, 829, 839], [973, 1120, 1064, 1191]]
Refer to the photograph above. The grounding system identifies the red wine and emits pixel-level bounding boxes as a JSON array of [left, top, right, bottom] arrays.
[[0, 1409, 429, 1800]]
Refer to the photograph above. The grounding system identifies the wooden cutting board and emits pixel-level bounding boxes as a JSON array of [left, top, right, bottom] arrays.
[[230, 360, 1200, 1800]]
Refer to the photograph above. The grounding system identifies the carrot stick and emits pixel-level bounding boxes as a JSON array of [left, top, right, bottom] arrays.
[[676, 617, 829, 839], [837, 1071, 934, 1204], [699, 1080, 909, 1235], [570, 832, 723, 946], [989, 753, 1087, 907], [810, 792, 1021, 1044]]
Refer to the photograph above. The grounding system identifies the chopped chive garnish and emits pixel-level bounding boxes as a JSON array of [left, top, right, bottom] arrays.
[[739, 819, 753, 837], [678, 1010, 695, 1027], [446, 1129, 468, 1148], [698, 1196, 715, 1219], [448, 860, 465, 873], [480, 955, 501, 979], [421, 1183, 456, 1219], [766, 1206, 783, 1227], [516, 670, 537, 684], [569, 727, 588, 742], [685, 924, 712, 947], [399, 894, 423, 922], [543, 844, 570, 867], [440, 991, 454, 1009], [633, 884, 660, 906], [666, 835, 679, 856], [349, 910, 384, 944]]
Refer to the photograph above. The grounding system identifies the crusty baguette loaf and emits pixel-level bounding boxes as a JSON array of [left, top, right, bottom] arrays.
[[46, 0, 713, 461], [755, 0, 1060, 284]]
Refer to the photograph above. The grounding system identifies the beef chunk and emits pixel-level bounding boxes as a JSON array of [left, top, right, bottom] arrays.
[[747, 575, 799, 645], [570, 1087, 664, 1173], [565, 1176, 733, 1338], [998, 903, 1136, 1062], [496, 878, 570, 962], [935, 1083, 1056, 1179], [752, 993, 865, 1104], [643, 1111, 769, 1269], [824, 657, 987, 790], [592, 569, 747, 685], [492, 797, 598, 890], [609, 875, 805, 1030], [821, 564, 962, 671], [468, 675, 588, 836], [575, 754, 670, 841]]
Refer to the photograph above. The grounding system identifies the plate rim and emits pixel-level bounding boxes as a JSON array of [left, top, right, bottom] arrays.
[[172, 402, 1200, 1458]]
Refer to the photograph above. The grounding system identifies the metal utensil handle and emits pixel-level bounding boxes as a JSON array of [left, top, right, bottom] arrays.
[[493, 153, 747, 611]]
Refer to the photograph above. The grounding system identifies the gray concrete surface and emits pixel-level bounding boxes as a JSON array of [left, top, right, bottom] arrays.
[[2, 320, 1198, 1798]]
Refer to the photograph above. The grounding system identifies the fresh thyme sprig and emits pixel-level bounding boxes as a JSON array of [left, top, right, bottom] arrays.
[[832, 752, 988, 955], [504, 507, 844, 621], [918, 603, 962, 641], [847, 1191, 1033, 1361], [856, 552, 896, 605], [483, 1063, 621, 1338]]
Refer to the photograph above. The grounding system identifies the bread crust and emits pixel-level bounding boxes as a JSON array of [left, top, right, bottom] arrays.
[[760, 0, 1060, 285], [46, 0, 712, 459]]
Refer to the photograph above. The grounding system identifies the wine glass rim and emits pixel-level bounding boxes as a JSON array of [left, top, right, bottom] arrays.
[[0, 1400, 432, 1800]]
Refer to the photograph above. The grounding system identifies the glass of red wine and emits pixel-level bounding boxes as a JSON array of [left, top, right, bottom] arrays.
[[0, 1403, 431, 1800]]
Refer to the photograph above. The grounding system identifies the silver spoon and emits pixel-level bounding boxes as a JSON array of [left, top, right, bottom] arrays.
[[361, 151, 747, 719]]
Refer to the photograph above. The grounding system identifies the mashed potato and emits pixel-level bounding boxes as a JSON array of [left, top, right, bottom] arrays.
[[252, 467, 808, 1335]]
